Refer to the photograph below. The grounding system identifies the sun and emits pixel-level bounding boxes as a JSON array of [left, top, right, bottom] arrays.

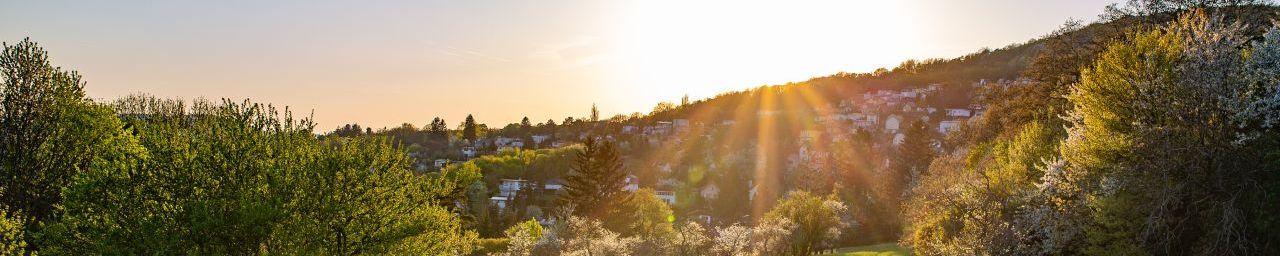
[[612, 0, 920, 104]]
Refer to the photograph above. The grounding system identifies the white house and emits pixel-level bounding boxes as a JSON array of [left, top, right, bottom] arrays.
[[700, 184, 719, 200], [655, 190, 677, 204], [499, 179, 531, 197], [433, 159, 451, 169], [544, 178, 565, 191], [939, 120, 962, 134], [531, 135, 551, 145], [490, 196, 510, 211], [884, 115, 903, 133], [461, 147, 477, 158], [946, 108, 972, 117], [494, 137, 518, 147], [648, 121, 674, 135], [673, 119, 690, 132], [622, 126, 639, 134]]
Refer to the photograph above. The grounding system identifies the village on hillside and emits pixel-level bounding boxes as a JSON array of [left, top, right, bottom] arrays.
[[401, 79, 1010, 231]]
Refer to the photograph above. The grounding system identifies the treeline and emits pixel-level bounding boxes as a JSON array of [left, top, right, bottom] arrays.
[[0, 40, 478, 254], [905, 2, 1280, 255], [473, 137, 854, 255]]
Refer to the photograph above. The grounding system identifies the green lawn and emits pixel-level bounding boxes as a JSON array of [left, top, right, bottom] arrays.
[[822, 243, 911, 256]]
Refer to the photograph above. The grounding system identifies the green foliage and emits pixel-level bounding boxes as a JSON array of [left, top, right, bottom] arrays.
[[0, 209, 27, 255], [1060, 11, 1280, 255], [765, 191, 850, 256], [463, 114, 479, 142], [560, 137, 628, 219], [498, 219, 542, 256], [463, 146, 578, 186], [38, 97, 478, 255], [619, 189, 675, 239], [0, 39, 143, 252], [906, 7, 1280, 256], [473, 238, 511, 255]]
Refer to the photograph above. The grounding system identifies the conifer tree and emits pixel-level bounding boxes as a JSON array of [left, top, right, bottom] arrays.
[[559, 137, 628, 219], [462, 114, 478, 143], [887, 119, 934, 198]]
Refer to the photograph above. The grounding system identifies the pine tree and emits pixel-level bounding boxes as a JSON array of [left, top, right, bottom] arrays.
[[520, 117, 532, 135], [888, 119, 934, 198], [428, 117, 448, 142], [559, 137, 628, 219], [462, 114, 478, 143]]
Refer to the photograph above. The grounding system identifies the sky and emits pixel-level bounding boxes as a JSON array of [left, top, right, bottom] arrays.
[[1, 0, 1115, 130]]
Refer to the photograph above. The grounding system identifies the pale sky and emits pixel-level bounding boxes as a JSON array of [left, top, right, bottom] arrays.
[[1, 0, 1115, 130]]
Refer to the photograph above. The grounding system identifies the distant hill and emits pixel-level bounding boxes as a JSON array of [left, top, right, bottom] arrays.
[[631, 5, 1280, 126]]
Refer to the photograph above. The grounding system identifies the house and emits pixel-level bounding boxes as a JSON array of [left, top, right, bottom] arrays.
[[655, 190, 676, 204], [531, 135, 551, 145], [673, 119, 690, 132], [719, 120, 737, 127], [939, 120, 962, 134], [647, 121, 674, 135], [461, 147, 477, 158], [490, 196, 510, 211], [624, 174, 640, 192], [853, 120, 876, 130], [544, 178, 565, 191], [494, 137, 524, 148], [700, 184, 719, 200], [799, 130, 821, 142], [622, 126, 639, 134], [884, 115, 903, 133], [499, 179, 531, 197], [946, 108, 972, 117], [433, 159, 452, 169]]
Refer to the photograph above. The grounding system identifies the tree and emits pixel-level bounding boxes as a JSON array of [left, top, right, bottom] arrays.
[[710, 158, 752, 225], [1059, 13, 1280, 255], [428, 117, 449, 142], [559, 137, 628, 219], [590, 104, 600, 122], [0, 39, 141, 251], [620, 189, 675, 238], [670, 222, 712, 256], [499, 219, 544, 256], [712, 224, 753, 256], [463, 114, 479, 143], [763, 191, 849, 256], [544, 119, 558, 143], [556, 216, 636, 256], [887, 119, 934, 198], [0, 208, 28, 255], [41, 97, 479, 255], [277, 137, 479, 255], [620, 189, 676, 255]]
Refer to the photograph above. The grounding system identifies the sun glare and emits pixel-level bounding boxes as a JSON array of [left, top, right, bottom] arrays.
[[615, 1, 919, 103]]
